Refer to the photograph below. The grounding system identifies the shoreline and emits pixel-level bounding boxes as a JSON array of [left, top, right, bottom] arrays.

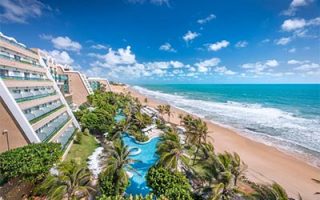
[[110, 84, 320, 200]]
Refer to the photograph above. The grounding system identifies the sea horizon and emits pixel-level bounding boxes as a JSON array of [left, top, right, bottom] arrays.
[[132, 84, 320, 167]]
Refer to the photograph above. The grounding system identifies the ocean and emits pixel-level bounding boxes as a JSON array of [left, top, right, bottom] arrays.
[[133, 84, 320, 166]]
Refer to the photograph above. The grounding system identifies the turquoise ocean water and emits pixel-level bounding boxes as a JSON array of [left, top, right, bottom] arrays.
[[133, 84, 320, 166]]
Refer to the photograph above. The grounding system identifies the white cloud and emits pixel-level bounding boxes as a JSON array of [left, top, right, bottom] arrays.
[[0, 0, 49, 23], [213, 66, 236, 75], [41, 35, 82, 52], [197, 14, 216, 24], [51, 36, 82, 52], [288, 48, 296, 53], [208, 40, 230, 51], [45, 50, 74, 65], [170, 61, 184, 68], [235, 41, 248, 48], [93, 46, 136, 68], [291, 0, 309, 7], [275, 37, 292, 45], [281, 17, 320, 32], [261, 38, 271, 43], [159, 42, 176, 52], [294, 63, 320, 71], [127, 0, 169, 6], [183, 31, 199, 42], [84, 66, 105, 77], [283, 0, 313, 16], [288, 59, 310, 65], [241, 59, 279, 74], [195, 58, 221, 73], [282, 19, 306, 31], [91, 44, 108, 50], [150, 0, 169, 5], [265, 59, 279, 67]]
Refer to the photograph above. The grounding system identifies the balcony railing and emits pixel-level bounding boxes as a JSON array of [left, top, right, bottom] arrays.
[[14, 91, 56, 103], [36, 114, 70, 142], [56, 126, 77, 149], [0, 74, 48, 81], [28, 104, 64, 124], [0, 54, 42, 68], [0, 36, 37, 55]]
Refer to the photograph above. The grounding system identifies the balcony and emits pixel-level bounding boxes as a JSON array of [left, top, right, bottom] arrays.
[[56, 125, 77, 149], [14, 91, 56, 103], [26, 103, 64, 123], [0, 54, 42, 68], [0, 74, 47, 81], [36, 113, 70, 142], [3, 79, 54, 88], [18, 94, 60, 110], [0, 36, 38, 60]]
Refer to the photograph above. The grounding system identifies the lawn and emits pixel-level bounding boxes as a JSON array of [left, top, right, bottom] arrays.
[[65, 133, 100, 166]]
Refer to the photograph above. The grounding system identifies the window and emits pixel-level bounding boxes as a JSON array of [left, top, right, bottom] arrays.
[[14, 55, 21, 60], [24, 109, 31, 114], [12, 89, 21, 93]]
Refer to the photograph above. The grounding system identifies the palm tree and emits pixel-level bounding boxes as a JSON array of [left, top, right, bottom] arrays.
[[36, 161, 95, 200], [199, 142, 215, 160], [164, 104, 172, 122], [103, 140, 139, 195], [251, 183, 289, 200], [203, 154, 238, 200], [312, 177, 320, 195], [157, 129, 190, 171], [157, 105, 165, 120], [186, 118, 208, 164], [229, 152, 247, 186], [109, 120, 130, 140]]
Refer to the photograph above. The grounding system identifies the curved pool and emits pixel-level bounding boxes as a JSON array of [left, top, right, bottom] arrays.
[[122, 134, 159, 196]]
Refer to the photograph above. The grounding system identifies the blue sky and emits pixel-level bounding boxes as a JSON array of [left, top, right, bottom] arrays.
[[0, 0, 319, 84]]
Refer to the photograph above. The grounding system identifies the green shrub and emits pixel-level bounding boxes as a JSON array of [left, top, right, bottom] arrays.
[[80, 108, 115, 135], [99, 171, 129, 196], [74, 131, 83, 144], [84, 128, 90, 135], [0, 143, 62, 182], [135, 133, 149, 142], [155, 119, 166, 130], [147, 166, 193, 200], [129, 130, 149, 142]]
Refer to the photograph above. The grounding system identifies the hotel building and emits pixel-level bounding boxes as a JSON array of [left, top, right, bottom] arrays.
[[88, 77, 112, 92], [42, 55, 93, 109], [0, 32, 80, 153]]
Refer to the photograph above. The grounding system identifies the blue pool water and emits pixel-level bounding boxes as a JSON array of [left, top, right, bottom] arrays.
[[122, 134, 159, 196]]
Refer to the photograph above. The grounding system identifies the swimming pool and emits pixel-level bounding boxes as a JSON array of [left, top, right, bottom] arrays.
[[122, 134, 159, 196]]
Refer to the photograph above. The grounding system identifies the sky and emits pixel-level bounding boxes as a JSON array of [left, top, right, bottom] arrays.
[[0, 0, 319, 84]]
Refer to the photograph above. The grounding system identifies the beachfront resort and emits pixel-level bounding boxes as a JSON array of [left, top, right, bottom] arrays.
[[0, 32, 319, 200]]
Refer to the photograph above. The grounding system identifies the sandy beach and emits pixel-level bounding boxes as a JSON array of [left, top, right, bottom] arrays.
[[110, 84, 320, 200]]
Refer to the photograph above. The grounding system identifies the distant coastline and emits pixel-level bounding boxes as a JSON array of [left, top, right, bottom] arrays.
[[132, 84, 320, 168]]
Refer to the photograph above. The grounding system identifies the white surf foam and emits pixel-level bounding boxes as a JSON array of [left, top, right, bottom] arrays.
[[132, 85, 320, 166]]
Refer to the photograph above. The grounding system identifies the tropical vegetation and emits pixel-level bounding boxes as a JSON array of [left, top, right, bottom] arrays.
[[34, 161, 95, 200], [0, 91, 301, 200], [99, 139, 139, 196], [0, 143, 62, 182], [146, 166, 193, 200]]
